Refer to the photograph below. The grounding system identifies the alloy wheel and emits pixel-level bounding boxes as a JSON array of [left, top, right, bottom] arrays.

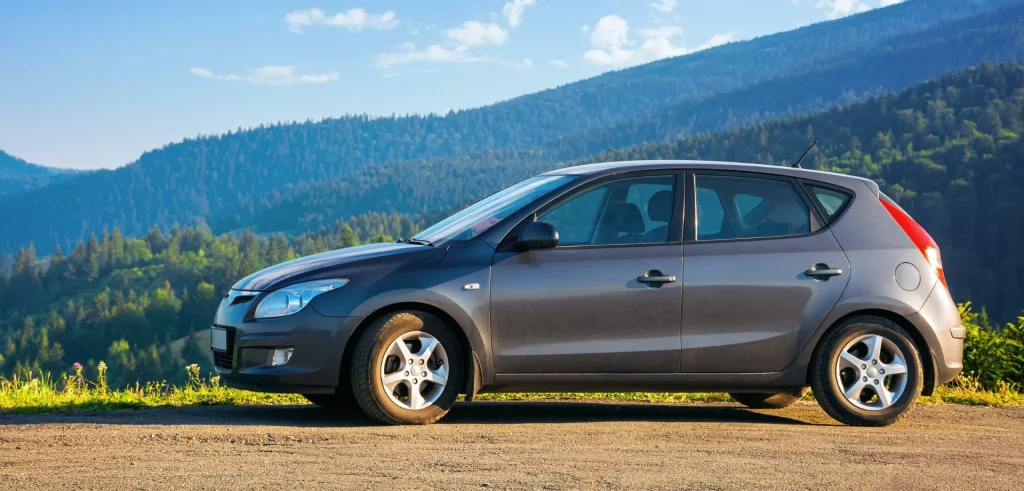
[[379, 331, 449, 410], [834, 334, 909, 411]]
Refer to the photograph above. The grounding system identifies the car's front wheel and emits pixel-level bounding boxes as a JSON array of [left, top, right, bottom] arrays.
[[810, 315, 923, 426], [350, 311, 463, 425]]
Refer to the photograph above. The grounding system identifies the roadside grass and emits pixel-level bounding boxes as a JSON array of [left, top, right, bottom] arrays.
[[2, 365, 1020, 415]]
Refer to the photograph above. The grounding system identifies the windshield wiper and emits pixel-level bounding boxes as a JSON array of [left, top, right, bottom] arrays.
[[405, 238, 434, 247]]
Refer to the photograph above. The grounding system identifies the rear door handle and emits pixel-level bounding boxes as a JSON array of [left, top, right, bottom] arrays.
[[638, 270, 677, 285], [805, 264, 843, 278]]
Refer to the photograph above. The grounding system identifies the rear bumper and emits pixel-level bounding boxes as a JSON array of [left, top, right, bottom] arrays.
[[211, 297, 363, 394], [906, 283, 964, 387]]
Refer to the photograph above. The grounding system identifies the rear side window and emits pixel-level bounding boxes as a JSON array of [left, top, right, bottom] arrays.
[[805, 184, 852, 222], [695, 175, 811, 241]]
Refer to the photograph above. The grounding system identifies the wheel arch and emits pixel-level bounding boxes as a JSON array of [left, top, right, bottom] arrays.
[[341, 301, 485, 398], [808, 308, 938, 396]]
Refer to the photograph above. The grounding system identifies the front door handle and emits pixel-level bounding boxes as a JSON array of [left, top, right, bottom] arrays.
[[805, 263, 843, 279], [638, 270, 677, 285]]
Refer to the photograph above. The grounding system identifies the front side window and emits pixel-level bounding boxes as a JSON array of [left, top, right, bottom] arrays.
[[413, 175, 576, 245], [540, 176, 676, 246], [695, 175, 811, 241]]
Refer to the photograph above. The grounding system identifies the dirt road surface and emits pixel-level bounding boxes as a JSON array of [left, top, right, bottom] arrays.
[[1, 402, 1022, 489]]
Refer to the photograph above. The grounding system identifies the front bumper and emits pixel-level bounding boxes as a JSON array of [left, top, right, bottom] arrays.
[[211, 292, 363, 394]]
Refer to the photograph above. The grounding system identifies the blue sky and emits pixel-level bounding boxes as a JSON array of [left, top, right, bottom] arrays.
[[0, 0, 903, 170]]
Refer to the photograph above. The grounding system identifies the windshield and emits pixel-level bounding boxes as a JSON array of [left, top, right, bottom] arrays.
[[412, 175, 575, 245]]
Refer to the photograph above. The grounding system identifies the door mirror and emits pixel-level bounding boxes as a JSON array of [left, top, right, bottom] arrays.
[[519, 221, 559, 250]]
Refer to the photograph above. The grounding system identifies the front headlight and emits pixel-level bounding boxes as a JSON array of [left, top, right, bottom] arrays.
[[254, 279, 348, 319]]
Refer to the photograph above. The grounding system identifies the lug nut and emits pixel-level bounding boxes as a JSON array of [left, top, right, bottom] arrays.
[[861, 364, 867, 369], [879, 369, 885, 375], [404, 371, 409, 376], [408, 359, 414, 364], [862, 376, 868, 382], [872, 359, 877, 365], [873, 380, 880, 385], [420, 359, 425, 365], [412, 378, 418, 384]]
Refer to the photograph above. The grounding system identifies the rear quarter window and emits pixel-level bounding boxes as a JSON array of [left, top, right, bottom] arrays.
[[805, 184, 852, 222]]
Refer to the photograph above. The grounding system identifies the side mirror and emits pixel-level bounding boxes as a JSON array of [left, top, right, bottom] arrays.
[[518, 221, 559, 250]]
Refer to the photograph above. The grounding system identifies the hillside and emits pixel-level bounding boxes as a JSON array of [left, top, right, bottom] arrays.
[[2, 62, 1023, 387], [214, 2, 1024, 235], [218, 62, 1024, 322], [0, 151, 79, 198], [0, 0, 1017, 255]]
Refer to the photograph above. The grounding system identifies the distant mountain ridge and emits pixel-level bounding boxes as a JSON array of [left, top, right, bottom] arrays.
[[0, 0, 1019, 254], [0, 150, 79, 198]]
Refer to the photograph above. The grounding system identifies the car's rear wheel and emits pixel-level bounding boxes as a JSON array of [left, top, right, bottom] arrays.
[[729, 389, 806, 409], [810, 315, 923, 426], [350, 311, 463, 425]]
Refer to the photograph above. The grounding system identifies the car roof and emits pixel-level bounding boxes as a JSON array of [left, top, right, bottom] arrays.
[[543, 160, 878, 195]]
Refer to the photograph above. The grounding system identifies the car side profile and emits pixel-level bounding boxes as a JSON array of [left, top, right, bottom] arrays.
[[212, 161, 965, 426]]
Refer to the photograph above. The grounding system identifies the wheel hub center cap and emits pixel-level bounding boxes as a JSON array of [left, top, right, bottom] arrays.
[[866, 366, 879, 378]]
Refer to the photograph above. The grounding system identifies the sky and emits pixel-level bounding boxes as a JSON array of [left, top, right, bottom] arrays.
[[0, 0, 904, 170]]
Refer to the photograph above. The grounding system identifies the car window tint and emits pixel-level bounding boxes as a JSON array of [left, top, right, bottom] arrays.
[[541, 187, 607, 246], [540, 176, 676, 246], [807, 185, 852, 219], [695, 175, 810, 241], [696, 187, 724, 237]]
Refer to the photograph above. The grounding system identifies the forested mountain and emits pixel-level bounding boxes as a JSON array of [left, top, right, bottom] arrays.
[[214, 62, 1024, 322], [1, 0, 1018, 255], [0, 151, 78, 198], [2, 62, 1022, 385]]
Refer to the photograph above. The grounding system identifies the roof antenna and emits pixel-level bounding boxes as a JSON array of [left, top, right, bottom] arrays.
[[792, 140, 817, 168]]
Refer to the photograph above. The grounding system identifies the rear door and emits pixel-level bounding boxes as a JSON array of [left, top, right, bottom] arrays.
[[680, 171, 851, 372]]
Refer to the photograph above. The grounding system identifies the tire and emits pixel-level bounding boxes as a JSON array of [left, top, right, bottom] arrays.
[[350, 311, 463, 425], [810, 315, 923, 427], [730, 388, 806, 409]]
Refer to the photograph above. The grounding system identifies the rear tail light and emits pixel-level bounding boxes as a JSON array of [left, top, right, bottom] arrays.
[[879, 195, 947, 289]]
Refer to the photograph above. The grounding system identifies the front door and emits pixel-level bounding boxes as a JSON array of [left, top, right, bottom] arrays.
[[490, 174, 684, 373], [680, 172, 851, 372]]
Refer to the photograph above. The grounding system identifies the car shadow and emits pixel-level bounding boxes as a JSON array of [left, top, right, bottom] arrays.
[[0, 401, 819, 427]]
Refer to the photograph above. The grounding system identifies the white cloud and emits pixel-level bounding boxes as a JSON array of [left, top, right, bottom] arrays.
[[503, 58, 534, 70], [581, 24, 590, 32], [190, 66, 339, 85], [639, 25, 683, 39], [285, 8, 399, 33], [444, 21, 508, 47], [649, 0, 678, 13], [502, 0, 537, 27], [583, 15, 732, 68], [795, 0, 899, 18], [373, 43, 489, 69], [549, 59, 569, 68], [590, 15, 631, 50]]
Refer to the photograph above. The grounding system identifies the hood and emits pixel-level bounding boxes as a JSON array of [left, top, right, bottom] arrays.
[[231, 242, 433, 292]]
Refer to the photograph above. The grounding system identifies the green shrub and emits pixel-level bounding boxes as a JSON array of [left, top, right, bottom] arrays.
[[960, 303, 1024, 388]]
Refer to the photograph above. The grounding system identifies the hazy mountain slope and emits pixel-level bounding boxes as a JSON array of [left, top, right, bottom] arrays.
[[215, 4, 1024, 235], [0, 151, 79, 198], [0, 0, 1012, 254]]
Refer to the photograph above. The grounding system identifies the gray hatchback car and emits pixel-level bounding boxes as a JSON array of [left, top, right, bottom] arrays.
[[212, 161, 964, 426]]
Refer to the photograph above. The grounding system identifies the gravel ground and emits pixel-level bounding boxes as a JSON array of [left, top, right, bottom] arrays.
[[1, 401, 1022, 489]]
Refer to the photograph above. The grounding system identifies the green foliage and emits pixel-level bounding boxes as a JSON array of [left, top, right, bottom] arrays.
[[960, 304, 1024, 387], [0, 213, 426, 384]]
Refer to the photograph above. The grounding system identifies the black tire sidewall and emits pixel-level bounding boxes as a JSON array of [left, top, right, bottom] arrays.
[[815, 320, 923, 425], [354, 311, 463, 424]]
